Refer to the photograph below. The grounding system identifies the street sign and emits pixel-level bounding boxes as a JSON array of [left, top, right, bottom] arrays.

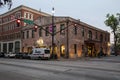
[[23, 19, 34, 24]]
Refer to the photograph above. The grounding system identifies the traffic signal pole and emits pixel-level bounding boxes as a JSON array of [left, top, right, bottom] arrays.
[[51, 7, 55, 59]]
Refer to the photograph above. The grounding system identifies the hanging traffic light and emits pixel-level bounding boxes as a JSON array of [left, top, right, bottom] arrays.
[[16, 19, 21, 27], [34, 26, 38, 32]]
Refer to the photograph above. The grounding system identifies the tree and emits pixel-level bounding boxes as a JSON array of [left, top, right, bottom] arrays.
[[0, 0, 12, 10], [105, 13, 119, 56]]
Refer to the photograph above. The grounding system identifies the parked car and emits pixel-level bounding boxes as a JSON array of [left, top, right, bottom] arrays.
[[0, 52, 5, 57], [29, 48, 50, 60], [15, 52, 30, 59], [15, 52, 24, 59], [5, 52, 16, 58], [22, 53, 30, 59]]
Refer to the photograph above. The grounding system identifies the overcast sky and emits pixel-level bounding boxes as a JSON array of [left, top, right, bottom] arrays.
[[0, 0, 119, 42]]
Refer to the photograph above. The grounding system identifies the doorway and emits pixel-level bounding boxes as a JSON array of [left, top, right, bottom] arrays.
[[86, 43, 95, 57], [60, 44, 65, 57]]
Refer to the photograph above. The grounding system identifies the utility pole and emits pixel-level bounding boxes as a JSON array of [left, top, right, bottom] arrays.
[[51, 7, 55, 59], [66, 18, 69, 58]]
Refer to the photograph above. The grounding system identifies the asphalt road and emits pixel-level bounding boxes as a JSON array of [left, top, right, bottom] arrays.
[[0, 56, 120, 80]]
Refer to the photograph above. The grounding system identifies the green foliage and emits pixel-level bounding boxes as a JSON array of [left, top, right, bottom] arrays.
[[105, 13, 120, 55], [105, 14, 119, 32]]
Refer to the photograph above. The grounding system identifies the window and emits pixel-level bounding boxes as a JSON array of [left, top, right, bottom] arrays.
[[60, 24, 65, 35], [53, 26, 56, 34], [0, 19, 2, 24], [74, 44, 77, 54], [105, 34, 107, 41], [39, 27, 42, 37], [26, 31, 29, 39], [88, 30, 92, 40], [24, 12, 33, 20], [100, 34, 103, 42], [96, 32, 98, 39], [15, 12, 21, 19], [32, 30, 34, 38], [81, 27, 84, 37], [3, 18, 8, 23], [74, 25, 77, 35], [108, 36, 110, 42], [45, 27, 49, 36], [22, 32, 25, 39]]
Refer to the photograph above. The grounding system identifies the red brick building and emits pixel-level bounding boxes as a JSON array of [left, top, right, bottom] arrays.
[[0, 5, 110, 58]]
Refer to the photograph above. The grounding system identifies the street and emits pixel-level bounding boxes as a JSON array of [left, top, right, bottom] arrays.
[[0, 56, 120, 80]]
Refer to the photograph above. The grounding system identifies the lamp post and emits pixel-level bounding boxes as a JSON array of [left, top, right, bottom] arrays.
[[51, 7, 55, 59], [66, 19, 69, 58]]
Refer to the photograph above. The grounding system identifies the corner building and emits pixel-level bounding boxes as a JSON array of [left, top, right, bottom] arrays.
[[0, 5, 110, 59]]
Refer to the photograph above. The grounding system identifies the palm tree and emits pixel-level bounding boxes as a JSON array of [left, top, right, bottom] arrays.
[[105, 14, 119, 56]]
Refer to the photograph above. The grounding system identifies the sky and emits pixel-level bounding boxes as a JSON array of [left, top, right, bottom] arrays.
[[0, 0, 120, 43]]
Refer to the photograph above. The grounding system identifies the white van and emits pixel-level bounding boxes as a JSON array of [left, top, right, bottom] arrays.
[[29, 48, 50, 59]]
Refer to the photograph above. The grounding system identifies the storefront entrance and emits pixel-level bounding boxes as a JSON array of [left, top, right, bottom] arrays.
[[60, 44, 65, 57], [86, 43, 96, 57]]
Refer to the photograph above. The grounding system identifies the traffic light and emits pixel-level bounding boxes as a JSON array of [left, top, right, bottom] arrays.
[[16, 19, 21, 27], [34, 26, 38, 32]]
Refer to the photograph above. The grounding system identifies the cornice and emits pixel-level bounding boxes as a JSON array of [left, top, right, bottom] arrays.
[[0, 5, 50, 17]]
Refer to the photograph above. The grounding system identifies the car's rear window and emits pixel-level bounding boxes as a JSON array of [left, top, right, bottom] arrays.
[[44, 50, 50, 54]]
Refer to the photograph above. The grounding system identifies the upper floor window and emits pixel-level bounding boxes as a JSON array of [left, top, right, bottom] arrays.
[[81, 27, 84, 37], [60, 24, 65, 35], [105, 34, 107, 41], [15, 12, 21, 19], [108, 36, 110, 42], [53, 26, 56, 34], [88, 30, 92, 40], [24, 12, 33, 20], [96, 32, 98, 39], [22, 32, 25, 39], [74, 24, 77, 35], [100, 34, 103, 42], [3, 18, 8, 23], [26, 31, 29, 39], [32, 30, 34, 38], [0, 18, 2, 24], [39, 27, 42, 37]]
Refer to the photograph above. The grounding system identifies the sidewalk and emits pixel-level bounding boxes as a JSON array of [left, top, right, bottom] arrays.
[[56, 55, 120, 62], [89, 55, 120, 63]]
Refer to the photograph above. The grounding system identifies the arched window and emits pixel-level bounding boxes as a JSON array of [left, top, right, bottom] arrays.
[[100, 34, 103, 42], [81, 27, 84, 37], [88, 30, 92, 40], [60, 24, 65, 35]]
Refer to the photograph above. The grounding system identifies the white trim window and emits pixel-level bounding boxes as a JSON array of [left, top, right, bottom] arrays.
[[15, 12, 21, 19], [24, 12, 33, 20], [0, 18, 2, 24], [24, 12, 33, 26]]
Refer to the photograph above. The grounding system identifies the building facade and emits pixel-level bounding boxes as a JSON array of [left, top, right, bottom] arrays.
[[0, 5, 110, 58]]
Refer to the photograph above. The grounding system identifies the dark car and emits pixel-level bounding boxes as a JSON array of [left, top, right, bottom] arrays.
[[15, 52, 30, 59], [22, 53, 30, 59], [15, 53, 24, 59], [0, 52, 5, 57]]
